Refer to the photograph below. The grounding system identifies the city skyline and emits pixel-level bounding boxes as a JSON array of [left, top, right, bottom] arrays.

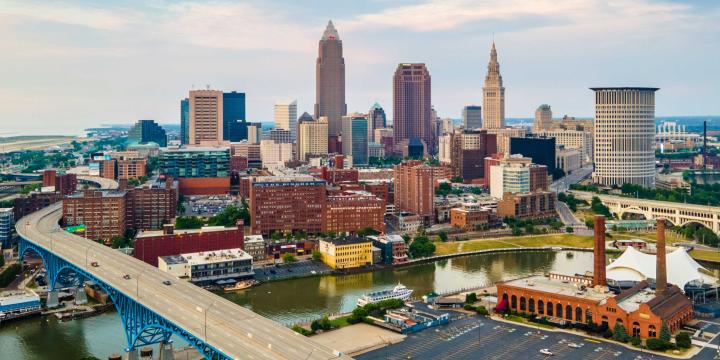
[[1, 0, 719, 136]]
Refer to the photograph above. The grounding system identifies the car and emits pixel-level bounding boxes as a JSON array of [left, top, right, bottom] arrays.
[[123, 274, 131, 280], [567, 342, 581, 348], [539, 349, 553, 356], [91, 262, 99, 267], [162, 280, 172, 285]]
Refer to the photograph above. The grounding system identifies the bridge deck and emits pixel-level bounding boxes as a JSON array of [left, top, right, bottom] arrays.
[[18, 203, 348, 360]]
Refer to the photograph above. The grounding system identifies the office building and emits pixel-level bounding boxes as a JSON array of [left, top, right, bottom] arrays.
[[180, 98, 189, 145], [368, 103, 386, 141], [315, 20, 347, 150], [13, 192, 62, 221], [324, 190, 385, 234], [260, 140, 293, 169], [124, 177, 178, 231], [393, 160, 451, 223], [393, 63, 433, 153], [267, 129, 293, 144], [249, 176, 326, 235], [42, 170, 77, 196], [449, 130, 497, 183], [533, 104, 552, 133], [189, 89, 223, 145], [486, 127, 526, 154], [274, 100, 298, 141], [450, 202, 492, 231], [489, 156, 548, 199], [482, 42, 505, 129], [63, 190, 127, 241], [592, 87, 658, 188], [134, 222, 244, 267], [231, 141, 262, 169], [369, 235, 408, 265], [497, 191, 556, 220], [341, 114, 369, 165], [116, 158, 147, 181], [223, 91, 246, 142], [318, 236, 373, 270], [158, 248, 253, 284], [536, 129, 593, 165], [297, 117, 329, 161], [246, 123, 261, 144], [128, 120, 167, 147], [509, 136, 557, 177], [462, 105, 482, 129], [0, 208, 13, 249], [556, 147, 582, 174], [159, 147, 230, 195]]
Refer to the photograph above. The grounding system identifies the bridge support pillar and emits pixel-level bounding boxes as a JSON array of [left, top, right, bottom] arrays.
[[75, 287, 88, 305], [123, 349, 139, 360], [46, 290, 60, 308], [159, 342, 174, 360]]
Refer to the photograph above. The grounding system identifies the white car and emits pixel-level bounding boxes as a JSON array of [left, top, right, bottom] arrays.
[[567, 342, 581, 348], [539, 349, 554, 356]]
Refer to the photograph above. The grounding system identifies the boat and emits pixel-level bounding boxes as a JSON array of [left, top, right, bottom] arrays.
[[357, 284, 413, 307], [223, 280, 256, 293]]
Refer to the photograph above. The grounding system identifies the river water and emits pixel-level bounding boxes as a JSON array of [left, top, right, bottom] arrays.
[[0, 250, 593, 359]]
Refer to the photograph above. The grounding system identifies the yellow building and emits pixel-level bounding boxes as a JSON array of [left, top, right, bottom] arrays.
[[319, 236, 373, 269]]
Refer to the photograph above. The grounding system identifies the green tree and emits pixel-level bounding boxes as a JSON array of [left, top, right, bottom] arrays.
[[408, 234, 435, 258], [450, 176, 463, 183], [438, 231, 448, 242], [435, 182, 453, 196], [566, 226, 574, 234], [659, 321, 671, 343], [175, 216, 205, 230], [675, 332, 691, 348], [312, 250, 322, 261], [207, 204, 250, 227], [310, 320, 320, 332], [401, 234, 411, 243], [111, 236, 127, 249], [511, 227, 522, 236], [465, 292, 478, 304], [612, 323, 630, 343], [357, 227, 379, 237], [283, 253, 297, 263], [591, 196, 612, 218]]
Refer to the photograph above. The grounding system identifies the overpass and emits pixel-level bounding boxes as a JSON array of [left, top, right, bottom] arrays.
[[570, 190, 720, 233], [17, 177, 348, 359]]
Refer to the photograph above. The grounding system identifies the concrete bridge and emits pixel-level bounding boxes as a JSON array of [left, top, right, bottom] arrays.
[[570, 191, 720, 233]]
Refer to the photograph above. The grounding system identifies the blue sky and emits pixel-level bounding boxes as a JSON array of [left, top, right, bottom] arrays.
[[1, 0, 718, 135]]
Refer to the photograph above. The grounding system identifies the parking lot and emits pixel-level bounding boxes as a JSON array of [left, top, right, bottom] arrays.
[[357, 315, 709, 360], [253, 261, 333, 282]]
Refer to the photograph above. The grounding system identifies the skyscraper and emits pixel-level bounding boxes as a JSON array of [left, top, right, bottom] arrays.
[[315, 20, 346, 151], [482, 42, 505, 129], [128, 119, 167, 147], [393, 63, 432, 153], [462, 105, 482, 129], [274, 100, 298, 141], [368, 102, 386, 142], [298, 117, 328, 161], [592, 87, 658, 188], [223, 91, 246, 141], [533, 104, 552, 132], [342, 114, 369, 165], [180, 98, 189, 145], [189, 89, 223, 145]]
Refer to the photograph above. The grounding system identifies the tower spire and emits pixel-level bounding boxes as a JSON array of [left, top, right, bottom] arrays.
[[322, 20, 339, 40]]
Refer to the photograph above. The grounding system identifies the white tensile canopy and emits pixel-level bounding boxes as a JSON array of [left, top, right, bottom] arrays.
[[606, 246, 714, 290]]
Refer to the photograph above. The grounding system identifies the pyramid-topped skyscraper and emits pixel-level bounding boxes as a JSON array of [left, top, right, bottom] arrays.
[[315, 20, 347, 152]]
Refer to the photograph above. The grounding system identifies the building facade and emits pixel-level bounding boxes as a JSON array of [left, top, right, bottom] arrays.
[[223, 91, 247, 142], [128, 119, 167, 147], [509, 136, 557, 177], [63, 190, 127, 241], [324, 190, 385, 234], [496, 191, 556, 220], [482, 43, 505, 129], [533, 104, 552, 133], [536, 129, 593, 165], [449, 130, 497, 183], [393, 160, 450, 222], [180, 98, 189, 145], [315, 21, 347, 148], [319, 236, 373, 269], [592, 87, 658, 188], [274, 100, 298, 141], [341, 114, 369, 165], [462, 105, 482, 129], [0, 208, 13, 249], [368, 103, 386, 141], [393, 63, 433, 152], [189, 89, 224, 145], [249, 176, 326, 235], [159, 147, 230, 178]]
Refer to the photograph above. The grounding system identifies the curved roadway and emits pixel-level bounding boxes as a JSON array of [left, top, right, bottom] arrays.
[[17, 176, 348, 360]]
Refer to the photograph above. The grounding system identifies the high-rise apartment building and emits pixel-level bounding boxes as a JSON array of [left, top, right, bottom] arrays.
[[592, 87, 658, 188], [393, 63, 432, 152], [393, 160, 450, 223], [368, 103, 386, 141], [533, 104, 552, 132], [128, 119, 167, 147], [315, 21, 346, 150], [341, 114, 369, 165], [189, 90, 223, 145], [462, 105, 483, 129], [297, 117, 329, 161], [0, 208, 13, 248], [180, 98, 189, 145], [223, 91, 246, 142], [482, 42, 505, 129], [274, 100, 298, 141]]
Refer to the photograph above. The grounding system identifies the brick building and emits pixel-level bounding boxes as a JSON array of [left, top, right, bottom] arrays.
[[449, 130, 497, 183], [496, 191, 556, 220], [450, 202, 492, 230], [42, 170, 77, 196], [125, 177, 178, 231], [249, 176, 326, 235], [393, 160, 451, 223], [63, 190, 127, 241], [324, 190, 385, 234], [117, 158, 147, 180], [134, 222, 244, 267], [496, 218, 693, 339], [13, 192, 62, 220]]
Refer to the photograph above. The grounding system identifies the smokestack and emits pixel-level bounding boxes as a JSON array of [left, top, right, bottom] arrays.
[[335, 155, 344, 169], [656, 218, 667, 295], [593, 215, 607, 287]]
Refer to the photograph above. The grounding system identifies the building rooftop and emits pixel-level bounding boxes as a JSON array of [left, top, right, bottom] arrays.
[[161, 147, 230, 153], [368, 235, 405, 244], [252, 175, 323, 184], [244, 235, 264, 244], [183, 248, 252, 266], [159, 254, 187, 265], [589, 87, 659, 91], [502, 274, 613, 302], [323, 236, 371, 246], [67, 189, 127, 198], [136, 225, 240, 239]]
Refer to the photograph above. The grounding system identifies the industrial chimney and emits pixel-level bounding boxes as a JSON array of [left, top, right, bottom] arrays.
[[593, 215, 607, 287], [656, 218, 667, 295]]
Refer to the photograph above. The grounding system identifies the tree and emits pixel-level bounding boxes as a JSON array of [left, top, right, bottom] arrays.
[[659, 321, 671, 343], [566, 226, 574, 234], [310, 320, 320, 332], [511, 227, 522, 236], [111, 236, 128, 249], [630, 337, 641, 347], [357, 227, 379, 237], [675, 332, 691, 348], [207, 204, 250, 227], [175, 216, 205, 230], [312, 250, 322, 261], [585, 219, 594, 229], [271, 231, 282, 241], [438, 231, 448, 242], [401, 234, 411, 243], [282, 253, 297, 263], [435, 182, 453, 197], [408, 234, 435, 258], [591, 196, 612, 218], [612, 323, 630, 343], [465, 292, 478, 304], [450, 176, 463, 183]]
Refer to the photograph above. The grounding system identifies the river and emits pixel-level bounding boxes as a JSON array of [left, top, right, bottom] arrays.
[[0, 250, 592, 359]]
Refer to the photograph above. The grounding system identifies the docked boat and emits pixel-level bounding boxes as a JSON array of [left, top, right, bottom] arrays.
[[223, 280, 256, 293], [357, 284, 413, 307]]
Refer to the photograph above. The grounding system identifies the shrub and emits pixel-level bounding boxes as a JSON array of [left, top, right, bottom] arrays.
[[646, 338, 667, 351], [612, 323, 630, 343], [603, 328, 613, 339], [476, 306, 489, 316], [292, 325, 311, 336], [676, 332, 692, 349], [465, 292, 478, 304], [630, 337, 641, 347], [463, 304, 476, 311]]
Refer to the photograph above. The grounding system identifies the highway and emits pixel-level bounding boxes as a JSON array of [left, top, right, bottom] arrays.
[[17, 195, 348, 359], [549, 165, 593, 193]]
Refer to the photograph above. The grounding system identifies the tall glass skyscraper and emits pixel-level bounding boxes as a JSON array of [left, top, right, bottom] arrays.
[[393, 63, 432, 151], [223, 91, 247, 141], [342, 114, 369, 165], [180, 98, 189, 145], [128, 119, 167, 147]]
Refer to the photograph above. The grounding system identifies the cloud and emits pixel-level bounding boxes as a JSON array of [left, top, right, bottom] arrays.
[[0, 1, 141, 30]]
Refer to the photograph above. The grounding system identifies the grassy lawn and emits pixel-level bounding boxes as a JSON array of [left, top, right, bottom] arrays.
[[503, 314, 555, 329], [434, 234, 594, 256], [328, 315, 351, 328], [689, 249, 720, 263], [611, 230, 684, 243]]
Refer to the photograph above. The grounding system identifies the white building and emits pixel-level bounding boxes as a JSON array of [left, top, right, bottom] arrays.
[[0, 208, 13, 249], [489, 163, 530, 199], [243, 235, 266, 262], [556, 147, 582, 174], [297, 117, 328, 162], [158, 248, 253, 284], [536, 129, 593, 164], [260, 140, 293, 169], [438, 133, 452, 164], [274, 100, 298, 141]]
